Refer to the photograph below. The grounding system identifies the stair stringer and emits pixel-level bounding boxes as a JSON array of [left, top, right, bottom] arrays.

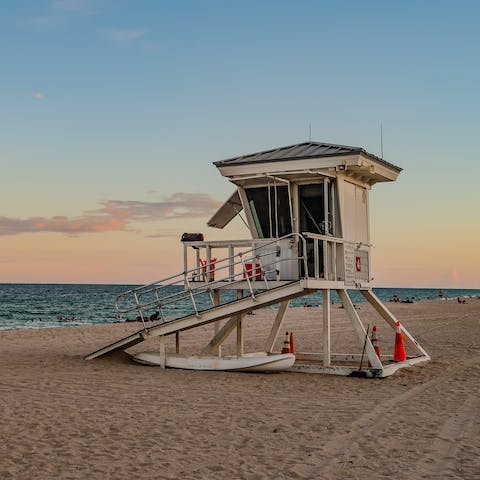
[[85, 281, 311, 360]]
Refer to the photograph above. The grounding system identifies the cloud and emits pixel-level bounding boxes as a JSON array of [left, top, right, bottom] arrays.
[[145, 232, 179, 238], [22, 0, 98, 31], [33, 92, 46, 99], [101, 27, 146, 43], [0, 193, 221, 237], [96, 194, 221, 220], [100, 28, 146, 44]]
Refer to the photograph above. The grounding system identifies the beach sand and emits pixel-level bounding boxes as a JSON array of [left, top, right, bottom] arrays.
[[1, 298, 479, 479]]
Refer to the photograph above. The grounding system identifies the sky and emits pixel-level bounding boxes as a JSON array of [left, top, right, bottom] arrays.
[[1, 0, 479, 287]]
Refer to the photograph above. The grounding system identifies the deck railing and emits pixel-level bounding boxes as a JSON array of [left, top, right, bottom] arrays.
[[114, 232, 371, 331], [303, 232, 371, 285]]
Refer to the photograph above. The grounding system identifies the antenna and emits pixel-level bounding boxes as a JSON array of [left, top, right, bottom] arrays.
[[309, 123, 312, 141], [380, 123, 384, 159]]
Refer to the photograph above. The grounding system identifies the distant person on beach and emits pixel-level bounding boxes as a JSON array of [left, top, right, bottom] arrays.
[[438, 289, 443, 298], [393, 294, 400, 303], [457, 297, 467, 304]]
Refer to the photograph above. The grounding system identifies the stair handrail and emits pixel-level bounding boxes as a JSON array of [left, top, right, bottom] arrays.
[[114, 233, 308, 330]]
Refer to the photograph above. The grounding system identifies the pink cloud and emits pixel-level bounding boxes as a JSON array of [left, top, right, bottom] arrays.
[[0, 193, 221, 236]]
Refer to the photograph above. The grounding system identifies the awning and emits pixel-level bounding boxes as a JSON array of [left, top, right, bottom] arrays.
[[207, 190, 243, 229]]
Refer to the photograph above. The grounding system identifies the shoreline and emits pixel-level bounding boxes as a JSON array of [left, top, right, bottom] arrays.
[[1, 293, 479, 333]]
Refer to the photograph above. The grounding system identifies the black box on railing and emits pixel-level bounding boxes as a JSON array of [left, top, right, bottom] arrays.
[[181, 233, 204, 242]]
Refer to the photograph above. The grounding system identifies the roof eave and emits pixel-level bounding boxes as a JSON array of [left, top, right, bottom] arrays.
[[214, 150, 402, 174]]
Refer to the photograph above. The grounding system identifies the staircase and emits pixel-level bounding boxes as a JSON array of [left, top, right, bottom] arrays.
[[85, 281, 309, 360], [85, 234, 310, 360]]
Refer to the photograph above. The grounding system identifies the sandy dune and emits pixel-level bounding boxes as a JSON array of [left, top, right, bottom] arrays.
[[1, 298, 479, 479]]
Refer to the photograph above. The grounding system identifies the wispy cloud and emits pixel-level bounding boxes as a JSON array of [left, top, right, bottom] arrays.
[[101, 27, 147, 43], [145, 232, 180, 238], [0, 193, 221, 237], [22, 1, 152, 52], [22, 0, 98, 31], [32, 92, 46, 99]]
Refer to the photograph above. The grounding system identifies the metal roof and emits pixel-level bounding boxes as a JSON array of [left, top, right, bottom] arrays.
[[214, 141, 402, 172]]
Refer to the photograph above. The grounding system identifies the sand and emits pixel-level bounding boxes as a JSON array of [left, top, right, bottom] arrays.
[[1, 297, 479, 479]]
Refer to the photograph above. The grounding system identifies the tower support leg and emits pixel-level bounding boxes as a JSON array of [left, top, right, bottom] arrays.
[[360, 289, 429, 358], [158, 335, 166, 369], [322, 289, 331, 366], [201, 315, 238, 355], [212, 290, 221, 356], [236, 290, 244, 357], [264, 300, 290, 353], [175, 332, 180, 354], [337, 289, 383, 370]]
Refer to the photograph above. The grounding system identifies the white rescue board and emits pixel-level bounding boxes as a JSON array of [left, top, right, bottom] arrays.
[[132, 351, 295, 372]]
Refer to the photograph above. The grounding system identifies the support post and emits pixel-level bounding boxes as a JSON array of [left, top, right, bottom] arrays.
[[322, 289, 331, 366], [195, 248, 200, 281], [264, 300, 290, 353], [337, 289, 383, 370], [236, 290, 244, 357], [236, 316, 244, 357], [360, 290, 429, 357], [158, 335, 166, 369], [213, 290, 221, 356], [175, 331, 180, 354], [228, 244, 234, 278], [183, 244, 188, 277], [201, 315, 238, 355]]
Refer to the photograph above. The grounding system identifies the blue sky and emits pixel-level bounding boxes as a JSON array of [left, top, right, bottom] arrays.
[[1, 0, 479, 286]]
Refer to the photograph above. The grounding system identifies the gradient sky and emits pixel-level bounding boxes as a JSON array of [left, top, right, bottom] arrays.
[[1, 0, 479, 287]]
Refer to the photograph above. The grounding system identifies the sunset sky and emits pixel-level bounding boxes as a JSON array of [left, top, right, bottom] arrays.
[[1, 0, 479, 287]]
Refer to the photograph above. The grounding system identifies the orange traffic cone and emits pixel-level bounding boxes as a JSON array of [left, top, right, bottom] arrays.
[[289, 332, 295, 354], [368, 325, 381, 367], [393, 321, 407, 362], [281, 332, 290, 354]]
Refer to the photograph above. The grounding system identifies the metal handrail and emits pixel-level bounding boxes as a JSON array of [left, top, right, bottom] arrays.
[[303, 232, 372, 249], [114, 233, 308, 331], [116, 254, 302, 315]]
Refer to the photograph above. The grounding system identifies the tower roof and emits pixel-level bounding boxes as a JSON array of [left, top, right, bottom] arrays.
[[214, 141, 401, 172]]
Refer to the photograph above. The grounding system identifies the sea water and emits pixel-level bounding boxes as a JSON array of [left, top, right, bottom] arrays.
[[0, 283, 479, 331]]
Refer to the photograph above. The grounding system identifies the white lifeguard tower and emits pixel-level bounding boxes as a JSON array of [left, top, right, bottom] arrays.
[[86, 142, 430, 377]]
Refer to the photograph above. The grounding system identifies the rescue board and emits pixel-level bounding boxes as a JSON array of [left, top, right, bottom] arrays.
[[132, 351, 295, 372]]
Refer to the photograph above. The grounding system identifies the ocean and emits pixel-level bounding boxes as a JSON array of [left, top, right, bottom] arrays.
[[0, 283, 479, 331]]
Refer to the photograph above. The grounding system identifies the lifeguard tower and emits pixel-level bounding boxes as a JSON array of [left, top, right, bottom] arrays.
[[86, 141, 430, 377]]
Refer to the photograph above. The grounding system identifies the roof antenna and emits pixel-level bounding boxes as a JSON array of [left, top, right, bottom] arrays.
[[309, 123, 312, 141], [380, 123, 384, 159]]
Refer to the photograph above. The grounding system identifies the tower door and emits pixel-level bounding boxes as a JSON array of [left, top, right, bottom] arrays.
[[299, 184, 325, 276], [298, 180, 337, 277]]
